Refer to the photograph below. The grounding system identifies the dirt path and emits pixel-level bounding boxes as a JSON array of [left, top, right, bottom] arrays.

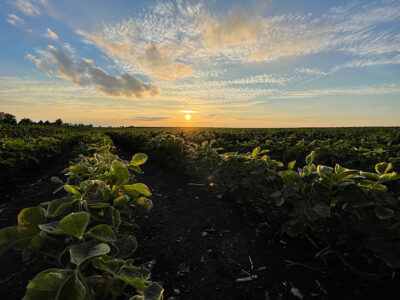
[[131, 160, 278, 300], [123, 152, 400, 300], [1, 148, 398, 299]]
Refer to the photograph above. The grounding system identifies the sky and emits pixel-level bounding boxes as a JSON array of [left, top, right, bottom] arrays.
[[0, 0, 399, 127]]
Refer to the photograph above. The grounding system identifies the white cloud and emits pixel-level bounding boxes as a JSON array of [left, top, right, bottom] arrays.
[[44, 28, 58, 40], [15, 0, 48, 16], [6, 14, 24, 26], [26, 45, 160, 100]]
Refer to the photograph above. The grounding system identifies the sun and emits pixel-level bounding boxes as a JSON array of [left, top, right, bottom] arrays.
[[185, 114, 191, 120]]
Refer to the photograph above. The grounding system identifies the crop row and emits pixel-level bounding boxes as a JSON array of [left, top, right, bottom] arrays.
[[0, 134, 163, 300], [108, 131, 400, 271]]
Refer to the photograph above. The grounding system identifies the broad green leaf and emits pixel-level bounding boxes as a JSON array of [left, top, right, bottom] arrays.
[[135, 197, 153, 211], [121, 277, 147, 291], [24, 269, 72, 300], [64, 185, 81, 197], [113, 208, 121, 228], [47, 198, 77, 218], [0, 225, 32, 248], [110, 161, 130, 185], [123, 184, 152, 197], [287, 161, 296, 170], [252, 147, 260, 158], [130, 153, 148, 166], [280, 170, 300, 183], [92, 255, 120, 274], [114, 234, 137, 258], [59, 212, 90, 239], [114, 195, 130, 206], [128, 165, 142, 173], [0, 226, 20, 245], [374, 206, 394, 220], [58, 274, 86, 300], [305, 151, 316, 166], [70, 240, 110, 266], [18, 207, 46, 234], [38, 222, 64, 235], [69, 165, 89, 174], [143, 282, 164, 300], [86, 224, 116, 242]]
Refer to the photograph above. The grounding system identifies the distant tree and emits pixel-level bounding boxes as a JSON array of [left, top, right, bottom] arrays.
[[54, 118, 63, 126], [38, 120, 44, 125], [0, 112, 17, 125], [19, 118, 34, 125], [44, 120, 50, 125]]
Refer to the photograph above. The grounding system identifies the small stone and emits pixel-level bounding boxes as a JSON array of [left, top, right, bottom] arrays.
[[173, 289, 180, 294]]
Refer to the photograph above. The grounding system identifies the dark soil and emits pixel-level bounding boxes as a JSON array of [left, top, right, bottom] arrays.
[[0, 151, 75, 299], [120, 149, 400, 300], [0, 148, 399, 299]]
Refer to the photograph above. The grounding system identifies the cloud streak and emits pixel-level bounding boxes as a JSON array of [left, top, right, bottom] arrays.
[[26, 45, 160, 99], [15, 0, 47, 16]]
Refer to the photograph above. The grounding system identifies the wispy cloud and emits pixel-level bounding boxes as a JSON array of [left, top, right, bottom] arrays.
[[129, 116, 169, 122], [44, 28, 58, 40], [26, 45, 161, 99], [201, 10, 265, 49], [14, 0, 48, 16], [6, 14, 24, 26]]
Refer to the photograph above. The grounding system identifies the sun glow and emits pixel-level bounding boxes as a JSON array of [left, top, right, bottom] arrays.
[[185, 114, 191, 120]]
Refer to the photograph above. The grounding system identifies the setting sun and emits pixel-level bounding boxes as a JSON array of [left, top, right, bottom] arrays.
[[185, 114, 191, 120]]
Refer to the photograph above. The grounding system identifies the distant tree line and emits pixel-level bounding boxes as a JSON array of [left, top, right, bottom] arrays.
[[0, 112, 93, 127]]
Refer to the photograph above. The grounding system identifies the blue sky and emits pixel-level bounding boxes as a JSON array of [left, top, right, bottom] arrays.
[[0, 0, 399, 127]]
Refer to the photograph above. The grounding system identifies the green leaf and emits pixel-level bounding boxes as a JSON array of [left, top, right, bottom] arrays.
[[252, 147, 260, 158], [280, 170, 300, 183], [64, 185, 81, 197], [114, 195, 130, 206], [131, 153, 148, 166], [121, 277, 147, 291], [69, 165, 89, 174], [50, 176, 63, 184], [287, 161, 296, 170], [128, 165, 142, 173], [379, 172, 400, 183], [305, 151, 316, 166], [47, 198, 77, 218], [38, 222, 64, 235], [143, 282, 164, 300], [70, 240, 110, 266], [375, 162, 392, 175], [113, 234, 137, 258], [59, 212, 90, 239], [58, 274, 86, 300], [86, 224, 116, 242], [123, 184, 152, 197], [92, 255, 120, 274], [374, 206, 394, 220], [18, 207, 46, 234], [24, 269, 72, 300], [110, 161, 130, 185], [135, 197, 153, 211]]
